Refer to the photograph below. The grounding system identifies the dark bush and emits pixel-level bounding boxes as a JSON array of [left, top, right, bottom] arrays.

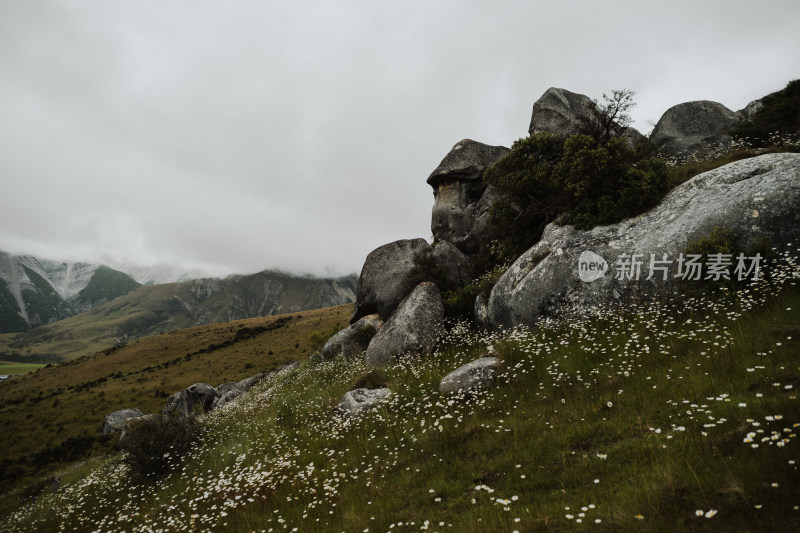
[[121, 415, 202, 481]]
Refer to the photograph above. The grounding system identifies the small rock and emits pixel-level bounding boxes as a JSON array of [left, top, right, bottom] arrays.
[[338, 388, 392, 415], [99, 408, 145, 435], [439, 357, 501, 394]]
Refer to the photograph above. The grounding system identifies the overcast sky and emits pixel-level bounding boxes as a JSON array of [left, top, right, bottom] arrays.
[[1, 0, 798, 277]]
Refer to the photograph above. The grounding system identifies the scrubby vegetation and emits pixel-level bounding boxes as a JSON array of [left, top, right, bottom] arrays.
[[735, 79, 800, 146], [1, 246, 797, 532], [121, 415, 203, 481]]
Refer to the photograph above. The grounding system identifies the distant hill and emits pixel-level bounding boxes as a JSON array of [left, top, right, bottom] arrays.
[[0, 269, 357, 362], [0, 253, 142, 333]]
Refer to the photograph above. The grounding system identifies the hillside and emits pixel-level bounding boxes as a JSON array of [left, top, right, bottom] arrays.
[[0, 253, 142, 333], [0, 303, 351, 493], [0, 251, 796, 532], [0, 270, 356, 362]]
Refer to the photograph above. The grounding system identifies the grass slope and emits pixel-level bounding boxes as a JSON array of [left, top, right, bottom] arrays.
[[0, 304, 350, 493], [1, 254, 797, 532]]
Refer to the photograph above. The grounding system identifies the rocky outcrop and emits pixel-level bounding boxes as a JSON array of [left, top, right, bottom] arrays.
[[650, 100, 738, 156], [99, 408, 145, 435], [439, 357, 501, 394], [320, 314, 383, 359], [350, 239, 434, 324], [338, 387, 393, 415], [365, 282, 444, 367], [431, 241, 471, 290], [528, 87, 644, 144], [485, 153, 800, 329], [236, 373, 265, 392], [427, 140, 509, 255], [212, 390, 243, 410], [162, 382, 219, 418]]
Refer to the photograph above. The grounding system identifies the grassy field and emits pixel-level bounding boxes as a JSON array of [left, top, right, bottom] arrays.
[[0, 303, 351, 493], [0, 364, 47, 375], [1, 252, 797, 532]]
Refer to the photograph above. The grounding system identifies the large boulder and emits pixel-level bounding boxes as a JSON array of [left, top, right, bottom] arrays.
[[350, 239, 434, 323], [365, 282, 444, 367], [431, 240, 471, 290], [161, 383, 219, 418], [427, 139, 510, 254], [99, 408, 145, 435], [338, 387, 393, 415], [320, 314, 383, 359], [650, 100, 738, 157], [216, 382, 244, 396], [439, 357, 501, 394], [528, 87, 644, 144], [485, 153, 800, 329]]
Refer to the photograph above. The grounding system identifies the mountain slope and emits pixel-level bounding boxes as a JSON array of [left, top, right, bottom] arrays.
[[0, 270, 356, 362], [69, 266, 142, 314]]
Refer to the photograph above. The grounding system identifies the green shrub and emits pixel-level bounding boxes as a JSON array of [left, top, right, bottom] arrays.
[[483, 131, 669, 258], [121, 415, 202, 481]]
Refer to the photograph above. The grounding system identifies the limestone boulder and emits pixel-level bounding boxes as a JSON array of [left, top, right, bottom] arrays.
[[432, 240, 471, 290], [212, 390, 243, 410], [528, 87, 644, 144], [338, 388, 393, 415], [365, 282, 444, 367], [650, 100, 738, 157], [350, 239, 434, 323], [427, 140, 509, 254], [236, 373, 265, 392], [439, 357, 501, 394], [99, 408, 145, 435], [216, 382, 243, 396], [485, 153, 800, 329], [320, 314, 383, 360]]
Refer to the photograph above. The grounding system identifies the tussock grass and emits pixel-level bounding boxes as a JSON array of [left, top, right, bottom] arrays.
[[2, 251, 797, 532]]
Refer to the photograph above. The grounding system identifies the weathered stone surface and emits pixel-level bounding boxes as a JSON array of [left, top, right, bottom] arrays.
[[528, 87, 644, 144], [236, 373, 265, 392], [427, 139, 510, 187], [427, 140, 509, 254], [161, 382, 220, 418], [212, 389, 243, 410], [350, 239, 434, 323], [485, 153, 800, 329], [432, 240, 471, 290], [337, 387, 392, 415], [216, 382, 243, 396], [439, 357, 501, 394], [650, 100, 738, 156], [99, 408, 145, 435], [737, 98, 765, 121], [365, 282, 444, 367], [270, 360, 300, 379], [320, 314, 383, 360], [186, 382, 219, 412]]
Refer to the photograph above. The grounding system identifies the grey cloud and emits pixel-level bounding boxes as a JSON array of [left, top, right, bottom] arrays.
[[1, 0, 799, 277]]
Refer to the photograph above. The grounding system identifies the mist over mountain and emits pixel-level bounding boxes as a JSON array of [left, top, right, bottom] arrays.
[[0, 250, 357, 337]]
